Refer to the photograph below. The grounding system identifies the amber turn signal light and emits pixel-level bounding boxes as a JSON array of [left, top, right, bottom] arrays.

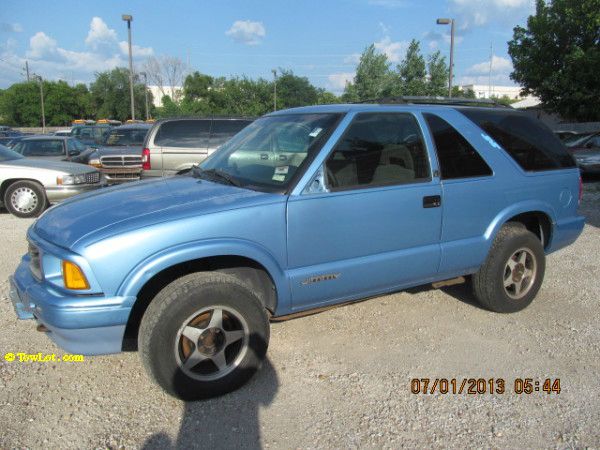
[[62, 260, 90, 290]]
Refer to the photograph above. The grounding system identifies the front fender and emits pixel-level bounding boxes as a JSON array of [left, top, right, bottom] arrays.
[[116, 238, 291, 314]]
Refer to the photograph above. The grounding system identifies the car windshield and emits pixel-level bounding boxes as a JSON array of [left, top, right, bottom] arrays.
[[104, 128, 148, 146], [72, 126, 108, 139], [0, 144, 24, 161], [198, 113, 340, 192]]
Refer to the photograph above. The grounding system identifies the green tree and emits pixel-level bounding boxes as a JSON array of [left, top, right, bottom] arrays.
[[0, 80, 94, 126], [508, 0, 600, 121], [276, 70, 319, 109], [317, 89, 339, 104], [397, 39, 427, 96], [426, 51, 449, 96], [90, 68, 150, 121], [344, 44, 393, 101], [451, 86, 477, 98]]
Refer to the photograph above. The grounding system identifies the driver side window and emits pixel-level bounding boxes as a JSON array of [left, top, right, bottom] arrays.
[[325, 113, 430, 191]]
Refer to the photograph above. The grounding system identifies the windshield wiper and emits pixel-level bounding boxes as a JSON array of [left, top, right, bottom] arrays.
[[191, 166, 242, 187]]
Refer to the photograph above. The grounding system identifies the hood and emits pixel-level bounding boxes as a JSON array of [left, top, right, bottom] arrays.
[[33, 176, 271, 248], [5, 157, 97, 174]]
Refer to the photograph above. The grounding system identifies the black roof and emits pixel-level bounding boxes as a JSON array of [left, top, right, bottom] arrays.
[[354, 96, 512, 108]]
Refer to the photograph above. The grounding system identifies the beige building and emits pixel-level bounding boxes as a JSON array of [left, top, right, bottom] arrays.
[[148, 85, 183, 107], [459, 84, 526, 100]]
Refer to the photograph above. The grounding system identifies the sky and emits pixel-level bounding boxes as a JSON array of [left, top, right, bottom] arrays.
[[0, 0, 536, 94]]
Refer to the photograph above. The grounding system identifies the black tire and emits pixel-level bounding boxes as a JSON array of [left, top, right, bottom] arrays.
[[472, 223, 545, 313], [3, 180, 48, 218], [138, 272, 270, 400]]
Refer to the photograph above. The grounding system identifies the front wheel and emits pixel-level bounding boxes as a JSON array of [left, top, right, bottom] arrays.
[[138, 272, 270, 400], [4, 180, 48, 218], [472, 223, 545, 313]]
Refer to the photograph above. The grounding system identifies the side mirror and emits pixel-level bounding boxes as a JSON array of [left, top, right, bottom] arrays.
[[585, 141, 595, 149], [68, 150, 81, 156]]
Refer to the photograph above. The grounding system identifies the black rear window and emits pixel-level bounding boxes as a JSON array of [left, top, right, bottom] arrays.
[[209, 120, 252, 148], [459, 108, 576, 171], [155, 120, 211, 148]]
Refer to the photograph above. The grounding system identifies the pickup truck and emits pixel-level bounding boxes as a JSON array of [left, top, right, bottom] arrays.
[[9, 99, 584, 400]]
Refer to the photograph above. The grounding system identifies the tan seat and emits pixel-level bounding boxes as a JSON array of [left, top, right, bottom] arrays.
[[372, 144, 415, 185]]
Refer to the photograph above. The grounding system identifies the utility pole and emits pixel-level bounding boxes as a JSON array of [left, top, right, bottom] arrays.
[[488, 42, 494, 99], [122, 14, 135, 120], [33, 74, 45, 133], [25, 60, 30, 82], [141, 72, 150, 120], [436, 18, 455, 97], [272, 69, 277, 111]]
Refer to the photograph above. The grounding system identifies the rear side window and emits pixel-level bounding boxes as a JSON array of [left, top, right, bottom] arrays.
[[424, 113, 492, 180], [209, 120, 251, 148], [16, 140, 65, 157], [460, 109, 576, 171], [155, 120, 210, 148]]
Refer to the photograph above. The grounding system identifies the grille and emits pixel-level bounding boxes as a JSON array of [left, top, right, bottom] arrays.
[[85, 172, 101, 184], [28, 242, 42, 280], [100, 155, 143, 168]]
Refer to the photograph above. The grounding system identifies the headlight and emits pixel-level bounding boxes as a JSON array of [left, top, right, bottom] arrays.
[[57, 174, 87, 185], [88, 158, 102, 168]]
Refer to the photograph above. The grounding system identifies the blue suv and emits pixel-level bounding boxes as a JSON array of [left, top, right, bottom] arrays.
[[9, 100, 584, 400]]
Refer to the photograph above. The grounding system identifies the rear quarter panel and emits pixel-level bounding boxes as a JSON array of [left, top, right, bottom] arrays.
[[425, 108, 582, 276]]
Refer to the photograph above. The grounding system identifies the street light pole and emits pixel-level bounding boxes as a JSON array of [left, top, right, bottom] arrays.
[[122, 14, 135, 120], [141, 72, 150, 120], [33, 74, 45, 133], [436, 18, 455, 97], [272, 69, 277, 111]]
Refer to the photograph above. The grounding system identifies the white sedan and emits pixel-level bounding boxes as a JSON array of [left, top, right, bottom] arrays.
[[0, 144, 105, 218]]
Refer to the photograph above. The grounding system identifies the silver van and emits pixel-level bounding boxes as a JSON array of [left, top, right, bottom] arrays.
[[141, 117, 253, 177]]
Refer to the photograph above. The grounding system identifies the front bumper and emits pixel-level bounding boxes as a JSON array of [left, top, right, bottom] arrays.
[[9, 257, 135, 355], [45, 182, 106, 202]]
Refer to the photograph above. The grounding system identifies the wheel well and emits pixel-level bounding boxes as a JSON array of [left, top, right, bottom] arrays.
[[0, 178, 42, 201], [122, 255, 277, 351], [506, 212, 552, 249]]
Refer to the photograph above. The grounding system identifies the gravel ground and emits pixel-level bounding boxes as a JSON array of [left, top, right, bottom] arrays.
[[1, 179, 599, 449]]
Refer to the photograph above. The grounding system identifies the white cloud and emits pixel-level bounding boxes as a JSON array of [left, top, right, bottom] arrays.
[[374, 36, 408, 63], [343, 53, 361, 64], [328, 72, 355, 92], [226, 20, 266, 45], [460, 55, 515, 85], [1, 23, 23, 33], [26, 32, 57, 58], [85, 17, 117, 50], [450, 0, 534, 29], [1, 16, 155, 87], [467, 55, 513, 75], [118, 41, 154, 58]]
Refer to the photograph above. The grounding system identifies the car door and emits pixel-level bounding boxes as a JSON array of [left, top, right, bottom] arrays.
[[286, 112, 442, 311], [155, 119, 211, 176]]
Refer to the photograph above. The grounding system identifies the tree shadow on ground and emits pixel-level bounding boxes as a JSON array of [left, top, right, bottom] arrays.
[[581, 175, 600, 229], [141, 358, 278, 450]]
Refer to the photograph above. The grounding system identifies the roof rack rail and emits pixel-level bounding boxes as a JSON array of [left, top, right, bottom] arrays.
[[354, 96, 512, 108]]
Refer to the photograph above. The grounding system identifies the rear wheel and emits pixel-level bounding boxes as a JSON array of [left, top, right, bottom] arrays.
[[138, 272, 270, 400], [472, 223, 545, 313], [3, 180, 47, 218]]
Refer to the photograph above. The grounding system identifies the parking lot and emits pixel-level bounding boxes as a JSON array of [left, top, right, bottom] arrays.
[[0, 178, 598, 449]]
